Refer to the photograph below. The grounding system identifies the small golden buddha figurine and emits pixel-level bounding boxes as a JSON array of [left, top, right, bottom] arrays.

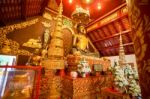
[[29, 49, 41, 66], [72, 23, 99, 56], [1, 40, 11, 54], [42, 29, 50, 49], [41, 29, 51, 59]]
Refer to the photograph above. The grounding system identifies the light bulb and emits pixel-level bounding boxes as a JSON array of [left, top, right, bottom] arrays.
[[98, 3, 101, 10], [86, 0, 90, 3], [69, 0, 72, 3]]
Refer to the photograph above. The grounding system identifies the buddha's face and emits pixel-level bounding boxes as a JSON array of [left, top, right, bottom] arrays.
[[80, 26, 86, 34], [78, 25, 86, 34]]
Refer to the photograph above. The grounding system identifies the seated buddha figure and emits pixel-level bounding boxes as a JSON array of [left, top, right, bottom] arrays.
[[72, 23, 99, 56]]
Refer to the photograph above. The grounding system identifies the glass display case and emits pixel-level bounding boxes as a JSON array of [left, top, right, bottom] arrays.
[[0, 66, 41, 99], [0, 54, 17, 66]]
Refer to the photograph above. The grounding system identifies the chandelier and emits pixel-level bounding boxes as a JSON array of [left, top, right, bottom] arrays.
[[71, 6, 90, 24]]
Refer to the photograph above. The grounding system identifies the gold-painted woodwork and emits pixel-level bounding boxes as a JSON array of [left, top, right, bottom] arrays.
[[42, 0, 65, 69], [0, 18, 39, 56], [61, 75, 113, 99], [126, 0, 150, 98]]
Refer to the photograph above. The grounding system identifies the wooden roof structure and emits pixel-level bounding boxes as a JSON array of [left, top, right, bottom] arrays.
[[86, 3, 134, 56]]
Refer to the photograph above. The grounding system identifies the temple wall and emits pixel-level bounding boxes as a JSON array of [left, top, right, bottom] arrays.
[[126, 0, 150, 98]]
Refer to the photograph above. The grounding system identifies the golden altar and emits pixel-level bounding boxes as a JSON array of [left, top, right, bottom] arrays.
[[67, 55, 110, 72], [61, 76, 101, 99], [61, 75, 113, 99]]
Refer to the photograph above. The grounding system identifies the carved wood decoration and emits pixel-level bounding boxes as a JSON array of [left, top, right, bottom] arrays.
[[0, 18, 39, 56], [126, 0, 150, 99], [43, 9, 75, 57], [62, 25, 74, 56], [61, 75, 113, 99], [40, 69, 62, 99]]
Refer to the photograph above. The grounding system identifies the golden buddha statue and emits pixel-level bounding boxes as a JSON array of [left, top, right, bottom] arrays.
[[72, 23, 99, 57]]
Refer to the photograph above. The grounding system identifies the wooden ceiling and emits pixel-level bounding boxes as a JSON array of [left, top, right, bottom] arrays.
[[0, 0, 48, 26], [86, 3, 134, 56], [0, 0, 134, 56]]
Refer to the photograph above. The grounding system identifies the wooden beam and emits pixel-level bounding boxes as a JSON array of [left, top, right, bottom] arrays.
[[87, 13, 128, 33], [92, 29, 131, 43], [87, 3, 127, 27]]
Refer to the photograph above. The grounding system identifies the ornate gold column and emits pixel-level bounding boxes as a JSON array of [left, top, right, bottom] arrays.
[[126, 0, 150, 99], [41, 0, 64, 98], [42, 0, 64, 69]]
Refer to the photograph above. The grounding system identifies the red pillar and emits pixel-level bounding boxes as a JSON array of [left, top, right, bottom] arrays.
[[126, 0, 150, 99]]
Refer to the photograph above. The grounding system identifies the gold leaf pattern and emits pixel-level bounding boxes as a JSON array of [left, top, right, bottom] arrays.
[[0, 18, 38, 55]]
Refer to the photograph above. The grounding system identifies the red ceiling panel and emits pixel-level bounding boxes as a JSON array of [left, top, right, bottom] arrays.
[[92, 31, 99, 40], [97, 29, 106, 39], [113, 21, 122, 32], [0, 0, 22, 22], [108, 24, 116, 34], [95, 30, 103, 39], [95, 42, 102, 49], [121, 17, 130, 30], [0, 0, 47, 24], [103, 27, 112, 36], [88, 33, 96, 42]]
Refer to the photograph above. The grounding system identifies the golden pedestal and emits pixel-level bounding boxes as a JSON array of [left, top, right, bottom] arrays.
[[42, 59, 64, 69], [49, 77, 61, 99]]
